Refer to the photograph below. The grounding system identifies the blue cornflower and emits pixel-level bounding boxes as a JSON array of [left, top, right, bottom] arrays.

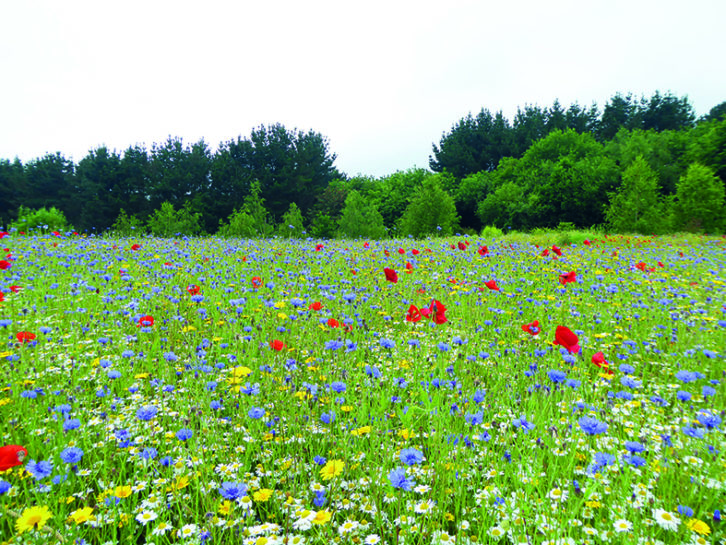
[[160, 456, 174, 466], [219, 481, 248, 500], [696, 410, 721, 430], [624, 441, 645, 453], [512, 415, 535, 433], [60, 447, 84, 464], [324, 340, 344, 351], [675, 370, 698, 383], [139, 447, 158, 460], [63, 418, 81, 432], [703, 385, 716, 398], [313, 490, 327, 507], [547, 370, 567, 384], [472, 390, 486, 403], [619, 364, 635, 375], [136, 405, 158, 421], [176, 428, 193, 441], [248, 407, 265, 419], [313, 456, 327, 466], [676, 390, 692, 402], [437, 343, 450, 352], [389, 468, 415, 491], [682, 426, 705, 439], [380, 338, 395, 349], [107, 370, 122, 379], [210, 400, 222, 410], [365, 365, 382, 378], [565, 379, 580, 389], [579, 416, 608, 435], [678, 505, 694, 518], [620, 376, 642, 389], [399, 448, 424, 466], [330, 381, 346, 393], [622, 454, 646, 467], [320, 412, 335, 424], [465, 411, 484, 426], [26, 459, 54, 480], [0, 480, 11, 495]]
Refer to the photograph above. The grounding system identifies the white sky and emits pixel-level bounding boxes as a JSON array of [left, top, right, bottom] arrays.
[[1, 0, 724, 177]]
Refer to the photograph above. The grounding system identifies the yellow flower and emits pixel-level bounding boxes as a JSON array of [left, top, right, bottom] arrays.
[[218, 500, 232, 516], [68, 506, 94, 525], [320, 459, 345, 481], [113, 485, 133, 498], [351, 425, 371, 436], [687, 519, 711, 535], [15, 505, 52, 534], [311, 510, 332, 525], [253, 488, 274, 502]]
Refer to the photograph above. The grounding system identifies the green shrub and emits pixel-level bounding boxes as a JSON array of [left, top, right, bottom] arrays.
[[338, 190, 386, 239], [218, 180, 273, 238], [673, 163, 725, 233], [276, 202, 305, 238], [147, 202, 202, 237], [110, 208, 145, 236], [399, 178, 459, 238], [480, 225, 504, 239], [10, 206, 70, 233]]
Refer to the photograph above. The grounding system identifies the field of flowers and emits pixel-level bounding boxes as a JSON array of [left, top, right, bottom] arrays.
[[0, 232, 724, 545]]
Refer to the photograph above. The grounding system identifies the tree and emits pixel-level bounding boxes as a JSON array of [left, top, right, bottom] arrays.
[[605, 156, 667, 234], [0, 158, 25, 227], [701, 101, 726, 123], [686, 117, 726, 185], [598, 93, 639, 141], [218, 180, 274, 238], [367, 168, 430, 230], [277, 202, 305, 238], [146, 202, 202, 237], [430, 109, 513, 178], [117, 145, 152, 221], [639, 91, 695, 132], [673, 163, 725, 232], [338, 190, 386, 239], [22, 152, 77, 224], [398, 176, 459, 237], [75, 146, 124, 232]]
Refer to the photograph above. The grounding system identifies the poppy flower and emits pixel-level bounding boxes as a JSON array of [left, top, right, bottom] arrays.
[[251, 277, 262, 289], [363, 242, 370, 248], [187, 285, 201, 296], [522, 320, 539, 335], [0, 293, 4, 302], [0, 445, 28, 471], [0, 231, 8, 239], [269, 340, 285, 351], [131, 244, 141, 251], [138, 315, 154, 328], [398, 248, 405, 254], [553, 326, 580, 354], [411, 249, 420, 255], [308, 301, 322, 311], [484, 279, 499, 291], [405, 261, 413, 273], [636, 262, 646, 271], [428, 299, 447, 325], [327, 318, 340, 328], [559, 271, 577, 285], [457, 241, 467, 251], [406, 305, 422, 323], [0, 260, 11, 270], [591, 351, 613, 374], [551, 246, 562, 256], [541, 249, 549, 257], [383, 268, 398, 283], [478, 246, 489, 256], [384, 250, 390, 256], [584, 239, 591, 246], [16, 332, 36, 344], [315, 244, 324, 251]]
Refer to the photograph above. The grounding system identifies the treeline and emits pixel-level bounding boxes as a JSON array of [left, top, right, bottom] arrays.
[[1, 91, 725, 237]]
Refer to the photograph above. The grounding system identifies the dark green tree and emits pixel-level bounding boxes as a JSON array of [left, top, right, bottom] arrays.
[[22, 152, 77, 224], [701, 101, 726, 123], [399, 176, 459, 237], [598, 93, 639, 141], [117, 145, 152, 221], [0, 158, 25, 227], [367, 168, 431, 230], [686, 117, 726, 184], [75, 146, 124, 232], [639, 91, 696, 132]]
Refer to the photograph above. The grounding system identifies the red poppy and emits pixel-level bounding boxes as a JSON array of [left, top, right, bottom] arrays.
[[384, 250, 390, 256], [428, 299, 447, 325], [553, 326, 580, 354], [308, 301, 322, 311], [583, 239, 591, 246], [327, 318, 340, 328], [351, 269, 357, 275], [363, 242, 370, 248], [0, 293, 4, 302], [251, 277, 262, 289], [0, 231, 8, 239], [0, 260, 11, 270], [269, 340, 285, 351], [541, 249, 550, 257], [484, 279, 499, 291], [478, 246, 489, 256], [559, 271, 577, 285], [315, 244, 324, 251], [522, 320, 539, 335], [383, 267, 398, 283], [343, 323, 354, 333], [592, 352, 614, 374], [131, 244, 141, 251], [411, 249, 420, 255], [16, 332, 36, 344], [635, 262, 646, 271], [398, 248, 405, 254], [405, 261, 414, 273], [551, 245, 562, 256], [457, 241, 467, 251], [0, 445, 28, 471], [187, 285, 201, 295], [657, 261, 664, 267], [406, 304, 422, 323], [138, 315, 154, 328]]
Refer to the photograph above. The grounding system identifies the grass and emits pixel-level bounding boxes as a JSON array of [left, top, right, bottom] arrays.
[[0, 232, 724, 545]]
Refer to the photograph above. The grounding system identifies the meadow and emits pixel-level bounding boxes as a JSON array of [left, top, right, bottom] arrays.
[[0, 232, 723, 545]]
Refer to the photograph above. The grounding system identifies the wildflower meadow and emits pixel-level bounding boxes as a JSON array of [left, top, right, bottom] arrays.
[[0, 232, 724, 545]]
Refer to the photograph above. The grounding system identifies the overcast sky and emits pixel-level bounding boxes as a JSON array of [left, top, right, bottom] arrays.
[[1, 0, 724, 177]]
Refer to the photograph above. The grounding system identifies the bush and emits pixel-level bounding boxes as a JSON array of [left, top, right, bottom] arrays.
[[480, 225, 504, 239], [338, 191, 386, 239], [147, 202, 202, 237], [111, 209, 145, 236], [218, 180, 273, 238], [673, 163, 725, 232], [10, 206, 70, 233], [276, 202, 305, 238], [398, 177, 459, 238]]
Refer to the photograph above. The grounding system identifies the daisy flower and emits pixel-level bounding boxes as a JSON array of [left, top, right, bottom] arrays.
[[613, 518, 632, 532], [653, 509, 680, 530], [136, 510, 158, 525]]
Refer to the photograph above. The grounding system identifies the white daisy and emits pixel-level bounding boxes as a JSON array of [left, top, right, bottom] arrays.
[[135, 510, 158, 525], [653, 508, 680, 531], [179, 523, 198, 539], [613, 518, 632, 532], [364, 535, 381, 544]]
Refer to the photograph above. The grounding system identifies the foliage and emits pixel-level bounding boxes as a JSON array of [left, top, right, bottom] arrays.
[[276, 202, 306, 238], [398, 176, 459, 237], [110, 208, 145, 236], [337, 190, 386, 239], [480, 225, 504, 238], [146, 202, 202, 237], [605, 156, 668, 234], [673, 163, 725, 232], [9, 205, 70, 233], [218, 180, 274, 238], [367, 168, 430, 229]]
